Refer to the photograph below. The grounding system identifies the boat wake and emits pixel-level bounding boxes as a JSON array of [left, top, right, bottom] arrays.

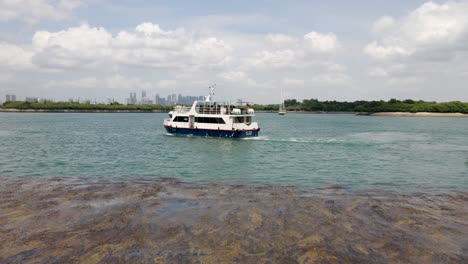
[[242, 136, 344, 144], [349, 132, 429, 143]]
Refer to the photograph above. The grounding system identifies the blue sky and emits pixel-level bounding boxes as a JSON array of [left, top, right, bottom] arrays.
[[1, 0, 467, 103]]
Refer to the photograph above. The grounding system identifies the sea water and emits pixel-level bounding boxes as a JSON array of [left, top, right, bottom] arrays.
[[1, 113, 467, 192]]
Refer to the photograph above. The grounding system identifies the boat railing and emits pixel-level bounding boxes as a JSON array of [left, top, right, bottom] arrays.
[[173, 106, 191, 114], [195, 107, 226, 115], [172, 104, 255, 115]]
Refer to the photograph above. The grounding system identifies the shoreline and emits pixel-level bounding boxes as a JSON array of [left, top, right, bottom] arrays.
[[1, 176, 466, 263], [267, 111, 356, 114], [368, 112, 468, 117], [0, 108, 166, 113], [0, 109, 354, 114], [1, 108, 468, 117]]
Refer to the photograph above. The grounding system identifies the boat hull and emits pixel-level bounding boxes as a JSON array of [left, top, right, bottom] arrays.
[[164, 126, 259, 138]]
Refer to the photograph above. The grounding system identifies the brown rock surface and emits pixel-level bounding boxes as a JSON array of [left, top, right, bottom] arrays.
[[0, 177, 467, 263]]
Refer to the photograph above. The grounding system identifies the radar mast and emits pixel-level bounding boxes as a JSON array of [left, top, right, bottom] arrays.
[[205, 84, 216, 102]]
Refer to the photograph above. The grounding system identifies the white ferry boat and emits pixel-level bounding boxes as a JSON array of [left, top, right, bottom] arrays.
[[163, 87, 260, 138]]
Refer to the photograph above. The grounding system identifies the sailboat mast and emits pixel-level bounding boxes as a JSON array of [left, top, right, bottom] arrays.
[[278, 86, 286, 115]]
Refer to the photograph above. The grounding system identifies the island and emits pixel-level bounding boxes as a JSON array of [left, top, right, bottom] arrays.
[[1, 99, 468, 117]]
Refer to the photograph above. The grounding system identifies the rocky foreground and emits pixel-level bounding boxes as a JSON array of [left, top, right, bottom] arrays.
[[0, 177, 467, 263]]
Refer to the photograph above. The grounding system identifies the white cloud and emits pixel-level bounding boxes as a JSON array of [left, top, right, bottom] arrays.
[[249, 49, 298, 69], [266, 34, 298, 47], [185, 37, 233, 69], [0, 42, 35, 70], [43, 75, 156, 91], [282, 78, 305, 87], [25, 23, 234, 70], [219, 71, 247, 81], [218, 70, 257, 86], [368, 67, 389, 77], [304, 31, 340, 54], [404, 2, 468, 46], [105, 75, 154, 90], [187, 14, 272, 32], [135, 23, 166, 36], [311, 72, 350, 85], [32, 24, 112, 69], [372, 16, 395, 35], [43, 77, 97, 90], [1, 20, 349, 102], [0, 0, 82, 23], [359, 1, 468, 101], [365, 1, 468, 62], [364, 42, 411, 60], [0, 72, 13, 82], [33, 24, 111, 51], [365, 0, 468, 90], [156, 80, 177, 88], [2, 22, 345, 79], [3, 1, 468, 103], [247, 31, 342, 71]]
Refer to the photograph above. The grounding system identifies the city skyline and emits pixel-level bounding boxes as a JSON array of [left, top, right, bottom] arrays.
[[1, 1, 468, 103], [1, 91, 206, 106]]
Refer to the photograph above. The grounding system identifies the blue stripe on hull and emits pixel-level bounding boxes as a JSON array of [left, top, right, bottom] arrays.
[[164, 126, 259, 138]]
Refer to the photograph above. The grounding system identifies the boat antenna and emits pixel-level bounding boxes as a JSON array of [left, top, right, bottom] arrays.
[[205, 84, 216, 102]]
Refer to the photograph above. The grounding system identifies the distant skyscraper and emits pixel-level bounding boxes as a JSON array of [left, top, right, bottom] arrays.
[[166, 94, 177, 105], [141, 90, 153, 104], [155, 94, 167, 106], [127, 92, 137, 104], [5, 94, 17, 102], [129, 92, 204, 106]]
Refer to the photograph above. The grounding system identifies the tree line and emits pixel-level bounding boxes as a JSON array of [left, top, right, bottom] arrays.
[[1, 101, 172, 111], [252, 99, 468, 113], [2, 99, 468, 113]]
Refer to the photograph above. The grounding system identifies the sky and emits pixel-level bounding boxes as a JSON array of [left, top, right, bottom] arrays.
[[1, 0, 468, 103]]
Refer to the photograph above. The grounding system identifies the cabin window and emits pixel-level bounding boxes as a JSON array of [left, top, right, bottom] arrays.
[[173, 116, 189, 122], [195, 117, 226, 124]]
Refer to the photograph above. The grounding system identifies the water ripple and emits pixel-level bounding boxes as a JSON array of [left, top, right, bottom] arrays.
[[0, 113, 466, 192]]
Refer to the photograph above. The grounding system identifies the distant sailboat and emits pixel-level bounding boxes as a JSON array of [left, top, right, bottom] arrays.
[[278, 88, 287, 115], [278, 101, 286, 115]]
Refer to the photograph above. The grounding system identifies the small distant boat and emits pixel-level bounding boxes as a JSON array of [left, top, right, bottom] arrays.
[[163, 85, 260, 138], [278, 101, 287, 115], [278, 87, 287, 115]]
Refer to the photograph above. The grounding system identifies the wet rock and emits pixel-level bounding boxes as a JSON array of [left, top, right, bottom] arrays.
[[0, 177, 467, 263]]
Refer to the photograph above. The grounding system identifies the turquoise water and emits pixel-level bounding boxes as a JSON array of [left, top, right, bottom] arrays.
[[1, 113, 467, 192]]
